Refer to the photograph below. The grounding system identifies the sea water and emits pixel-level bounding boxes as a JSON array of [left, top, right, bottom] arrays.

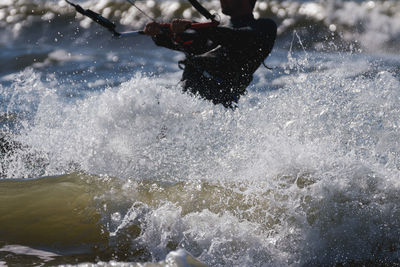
[[0, 0, 400, 266]]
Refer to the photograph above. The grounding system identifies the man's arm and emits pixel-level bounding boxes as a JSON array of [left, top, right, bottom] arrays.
[[144, 20, 214, 55]]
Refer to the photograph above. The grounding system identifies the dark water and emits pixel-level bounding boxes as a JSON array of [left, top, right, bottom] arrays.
[[1, 0, 400, 266]]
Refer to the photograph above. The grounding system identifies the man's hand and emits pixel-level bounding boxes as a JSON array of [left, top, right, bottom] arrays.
[[144, 19, 192, 36], [171, 19, 192, 34], [144, 21, 161, 36]]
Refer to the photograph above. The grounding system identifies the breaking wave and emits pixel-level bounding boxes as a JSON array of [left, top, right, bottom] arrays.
[[1, 48, 400, 265]]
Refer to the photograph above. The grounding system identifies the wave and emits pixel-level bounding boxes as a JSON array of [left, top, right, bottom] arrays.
[[1, 166, 400, 266], [1, 36, 400, 265], [2, 53, 400, 180], [1, 0, 400, 53], [0, 172, 207, 267]]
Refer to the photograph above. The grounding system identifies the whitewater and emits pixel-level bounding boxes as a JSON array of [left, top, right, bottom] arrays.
[[1, 0, 400, 266]]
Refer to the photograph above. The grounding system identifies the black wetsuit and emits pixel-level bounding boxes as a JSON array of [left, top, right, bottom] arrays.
[[152, 14, 277, 108]]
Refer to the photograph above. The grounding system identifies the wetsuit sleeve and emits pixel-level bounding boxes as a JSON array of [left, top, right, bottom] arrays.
[[152, 34, 181, 51], [152, 30, 213, 55]]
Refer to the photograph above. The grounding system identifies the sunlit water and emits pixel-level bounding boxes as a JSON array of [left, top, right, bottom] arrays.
[[1, 0, 400, 266]]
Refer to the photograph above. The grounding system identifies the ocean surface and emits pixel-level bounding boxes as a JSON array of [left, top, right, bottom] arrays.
[[1, 0, 400, 266]]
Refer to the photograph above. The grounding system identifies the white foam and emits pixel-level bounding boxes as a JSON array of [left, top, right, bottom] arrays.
[[33, 49, 91, 68], [165, 249, 207, 267], [0, 245, 59, 262]]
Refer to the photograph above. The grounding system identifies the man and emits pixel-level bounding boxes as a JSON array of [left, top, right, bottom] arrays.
[[143, 0, 277, 108]]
